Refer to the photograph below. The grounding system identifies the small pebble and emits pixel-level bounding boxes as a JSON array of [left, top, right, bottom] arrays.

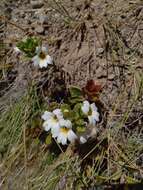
[[39, 15, 49, 24], [31, 0, 44, 9], [97, 47, 104, 55], [35, 25, 44, 34], [96, 67, 107, 78], [108, 74, 115, 80]]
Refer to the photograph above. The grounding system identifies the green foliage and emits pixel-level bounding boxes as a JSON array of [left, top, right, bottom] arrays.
[[46, 134, 52, 145], [37, 85, 88, 146], [69, 96, 84, 104], [69, 86, 83, 98], [38, 84, 89, 146], [76, 126, 86, 133], [0, 85, 41, 157], [69, 86, 84, 104], [17, 37, 40, 58], [61, 103, 71, 118], [48, 102, 59, 112]]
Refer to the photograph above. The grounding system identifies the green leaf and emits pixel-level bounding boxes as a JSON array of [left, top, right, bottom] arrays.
[[17, 37, 40, 58], [73, 103, 82, 119], [69, 96, 84, 104], [76, 126, 86, 133], [75, 118, 85, 126], [34, 137, 40, 145], [49, 102, 59, 111], [61, 104, 71, 112], [45, 134, 52, 145], [73, 103, 82, 111], [69, 86, 83, 98]]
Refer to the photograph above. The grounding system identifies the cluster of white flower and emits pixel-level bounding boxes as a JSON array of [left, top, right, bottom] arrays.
[[14, 46, 52, 68], [14, 40, 100, 146], [81, 100, 99, 126], [42, 109, 77, 145], [42, 100, 100, 145]]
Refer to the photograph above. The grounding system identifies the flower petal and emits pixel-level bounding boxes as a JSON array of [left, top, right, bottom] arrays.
[[41, 111, 53, 121], [35, 46, 41, 54], [14, 47, 21, 53], [32, 55, 39, 67], [51, 123, 60, 137], [88, 115, 96, 126], [80, 136, 87, 144], [59, 119, 67, 127], [57, 133, 62, 142], [57, 133, 67, 145], [59, 119, 72, 128], [65, 120, 72, 128], [43, 121, 51, 131], [45, 55, 53, 65], [51, 127, 60, 138], [39, 59, 48, 68], [81, 100, 90, 114], [61, 136, 67, 145], [41, 46, 48, 53], [51, 122, 60, 137], [90, 103, 98, 112], [53, 109, 63, 120], [67, 130, 77, 143], [51, 122, 60, 130], [92, 111, 100, 122]]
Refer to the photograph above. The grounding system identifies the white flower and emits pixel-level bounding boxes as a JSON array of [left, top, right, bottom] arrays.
[[14, 47, 21, 53], [59, 119, 72, 128], [32, 46, 52, 68], [81, 100, 99, 126], [80, 136, 87, 144], [57, 119, 77, 145], [42, 109, 63, 137]]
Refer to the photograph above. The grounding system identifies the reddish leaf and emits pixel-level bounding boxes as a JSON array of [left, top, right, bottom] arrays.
[[86, 80, 102, 93], [83, 80, 102, 99]]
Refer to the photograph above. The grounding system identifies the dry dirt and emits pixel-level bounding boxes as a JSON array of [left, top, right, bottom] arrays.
[[1, 0, 143, 110], [0, 0, 143, 188]]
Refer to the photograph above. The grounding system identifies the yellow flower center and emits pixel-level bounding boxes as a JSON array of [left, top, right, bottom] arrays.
[[60, 127, 69, 135], [39, 51, 46, 59]]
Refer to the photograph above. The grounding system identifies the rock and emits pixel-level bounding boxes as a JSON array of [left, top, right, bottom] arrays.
[[4, 7, 12, 19], [25, 18, 32, 25], [96, 67, 107, 78], [39, 14, 49, 24], [35, 25, 44, 34], [44, 30, 48, 35], [97, 47, 104, 54], [108, 74, 115, 80], [20, 11, 25, 18], [31, 0, 44, 9], [96, 47, 104, 57]]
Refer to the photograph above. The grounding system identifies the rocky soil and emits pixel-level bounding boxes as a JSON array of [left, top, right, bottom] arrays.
[[0, 0, 143, 189], [1, 0, 143, 108]]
